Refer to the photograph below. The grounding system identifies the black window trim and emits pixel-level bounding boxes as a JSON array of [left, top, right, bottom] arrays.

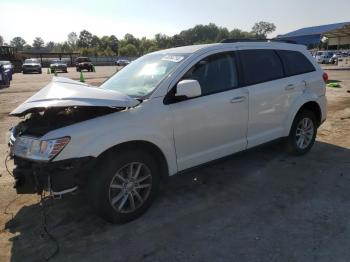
[[237, 49, 286, 87], [164, 50, 243, 105], [275, 49, 316, 78], [237, 49, 316, 87]]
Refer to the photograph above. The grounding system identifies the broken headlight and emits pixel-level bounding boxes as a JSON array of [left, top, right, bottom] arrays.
[[13, 136, 70, 161]]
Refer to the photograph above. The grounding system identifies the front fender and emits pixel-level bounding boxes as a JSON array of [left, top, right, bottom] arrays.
[[46, 98, 178, 175]]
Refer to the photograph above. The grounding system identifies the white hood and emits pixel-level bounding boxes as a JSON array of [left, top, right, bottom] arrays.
[[10, 77, 140, 116]]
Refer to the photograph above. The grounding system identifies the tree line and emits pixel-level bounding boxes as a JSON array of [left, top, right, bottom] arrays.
[[1, 21, 276, 57]]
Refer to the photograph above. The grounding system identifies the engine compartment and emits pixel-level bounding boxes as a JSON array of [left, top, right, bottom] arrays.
[[13, 106, 124, 137]]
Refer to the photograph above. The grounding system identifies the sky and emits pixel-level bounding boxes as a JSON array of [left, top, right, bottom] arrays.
[[1, 0, 350, 44]]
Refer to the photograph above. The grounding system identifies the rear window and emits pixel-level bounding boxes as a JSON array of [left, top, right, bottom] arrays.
[[239, 49, 284, 85], [276, 50, 315, 76]]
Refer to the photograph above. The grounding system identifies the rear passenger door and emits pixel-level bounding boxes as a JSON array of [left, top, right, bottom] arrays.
[[238, 49, 307, 148]]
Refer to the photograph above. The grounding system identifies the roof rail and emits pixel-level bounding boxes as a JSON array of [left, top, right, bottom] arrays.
[[220, 38, 297, 44]]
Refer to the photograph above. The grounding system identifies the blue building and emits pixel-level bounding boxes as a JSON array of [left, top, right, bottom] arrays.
[[276, 22, 350, 47]]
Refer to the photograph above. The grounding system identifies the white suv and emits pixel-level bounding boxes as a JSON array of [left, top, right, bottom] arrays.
[[9, 41, 327, 223]]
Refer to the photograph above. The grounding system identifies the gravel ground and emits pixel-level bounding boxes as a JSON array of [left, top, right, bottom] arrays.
[[0, 67, 349, 262]]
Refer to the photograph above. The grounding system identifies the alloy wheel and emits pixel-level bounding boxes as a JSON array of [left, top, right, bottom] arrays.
[[109, 162, 152, 213], [295, 117, 314, 149]]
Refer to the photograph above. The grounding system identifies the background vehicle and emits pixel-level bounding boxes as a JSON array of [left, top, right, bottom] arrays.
[[0, 63, 11, 87], [115, 59, 130, 66], [50, 59, 68, 73], [0, 46, 23, 73], [0, 61, 14, 79], [329, 52, 349, 64], [75, 57, 94, 72], [9, 41, 327, 223], [315, 51, 334, 64], [22, 58, 42, 74]]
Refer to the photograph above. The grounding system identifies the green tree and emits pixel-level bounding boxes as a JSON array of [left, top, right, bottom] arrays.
[[33, 37, 44, 49], [229, 29, 255, 39], [77, 30, 93, 48], [0, 35, 3, 46], [154, 33, 171, 49], [251, 21, 276, 39], [119, 43, 137, 57], [139, 37, 156, 55], [91, 35, 101, 48], [23, 44, 32, 50], [109, 35, 119, 55], [170, 34, 186, 47], [67, 32, 78, 49], [124, 33, 139, 49], [46, 41, 55, 51], [10, 37, 26, 50]]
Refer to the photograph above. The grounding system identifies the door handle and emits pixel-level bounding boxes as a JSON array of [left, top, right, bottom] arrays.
[[285, 84, 295, 90], [230, 96, 246, 103]]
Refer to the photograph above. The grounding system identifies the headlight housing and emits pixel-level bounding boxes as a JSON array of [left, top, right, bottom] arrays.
[[13, 136, 70, 161]]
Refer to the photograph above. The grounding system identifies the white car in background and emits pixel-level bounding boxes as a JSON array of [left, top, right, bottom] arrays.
[[315, 51, 334, 64], [9, 41, 327, 223]]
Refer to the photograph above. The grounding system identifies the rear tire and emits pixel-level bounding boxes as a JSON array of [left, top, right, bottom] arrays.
[[88, 150, 160, 224], [286, 109, 317, 155]]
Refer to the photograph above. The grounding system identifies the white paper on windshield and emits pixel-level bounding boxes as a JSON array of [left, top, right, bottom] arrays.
[[161, 55, 184, 63]]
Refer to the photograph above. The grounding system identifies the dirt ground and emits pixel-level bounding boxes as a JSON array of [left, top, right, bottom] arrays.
[[0, 67, 349, 262]]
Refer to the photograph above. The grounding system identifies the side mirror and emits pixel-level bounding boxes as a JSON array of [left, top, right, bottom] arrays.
[[175, 79, 201, 99]]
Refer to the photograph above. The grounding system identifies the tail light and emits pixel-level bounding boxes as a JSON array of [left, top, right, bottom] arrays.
[[322, 72, 328, 83]]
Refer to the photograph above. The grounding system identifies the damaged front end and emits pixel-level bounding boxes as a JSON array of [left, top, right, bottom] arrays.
[[8, 77, 139, 196], [9, 106, 122, 196]]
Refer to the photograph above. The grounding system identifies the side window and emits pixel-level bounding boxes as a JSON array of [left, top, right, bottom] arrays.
[[276, 50, 316, 76], [239, 49, 284, 85], [183, 52, 238, 95]]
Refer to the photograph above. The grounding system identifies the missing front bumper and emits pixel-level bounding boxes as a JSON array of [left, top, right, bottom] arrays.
[[12, 156, 95, 195]]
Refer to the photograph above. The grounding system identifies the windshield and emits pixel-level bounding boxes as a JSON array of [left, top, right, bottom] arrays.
[[100, 53, 187, 98], [25, 59, 39, 63], [0, 61, 10, 65]]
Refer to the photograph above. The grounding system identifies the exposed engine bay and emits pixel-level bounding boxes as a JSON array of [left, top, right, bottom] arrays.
[[12, 106, 124, 137]]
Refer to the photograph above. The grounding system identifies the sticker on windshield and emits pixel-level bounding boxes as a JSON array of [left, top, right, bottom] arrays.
[[161, 55, 184, 63]]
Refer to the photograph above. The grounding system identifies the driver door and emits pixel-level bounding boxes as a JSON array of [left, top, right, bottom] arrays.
[[168, 51, 249, 171]]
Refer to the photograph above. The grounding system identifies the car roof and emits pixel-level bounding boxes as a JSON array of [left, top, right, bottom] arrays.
[[151, 42, 307, 56]]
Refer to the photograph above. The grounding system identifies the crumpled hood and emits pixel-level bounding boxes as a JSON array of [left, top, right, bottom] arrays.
[[10, 77, 140, 116]]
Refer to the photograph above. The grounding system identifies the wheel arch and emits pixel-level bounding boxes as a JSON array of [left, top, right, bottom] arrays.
[[296, 101, 322, 126], [284, 99, 323, 136], [96, 140, 170, 178]]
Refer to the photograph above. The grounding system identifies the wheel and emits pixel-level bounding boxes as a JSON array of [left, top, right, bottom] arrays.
[[39, 69, 42, 74], [5, 79, 10, 88], [286, 110, 317, 155], [88, 150, 160, 223]]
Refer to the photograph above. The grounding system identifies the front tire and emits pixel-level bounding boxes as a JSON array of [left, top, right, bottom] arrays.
[[287, 110, 317, 155], [88, 150, 160, 223]]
